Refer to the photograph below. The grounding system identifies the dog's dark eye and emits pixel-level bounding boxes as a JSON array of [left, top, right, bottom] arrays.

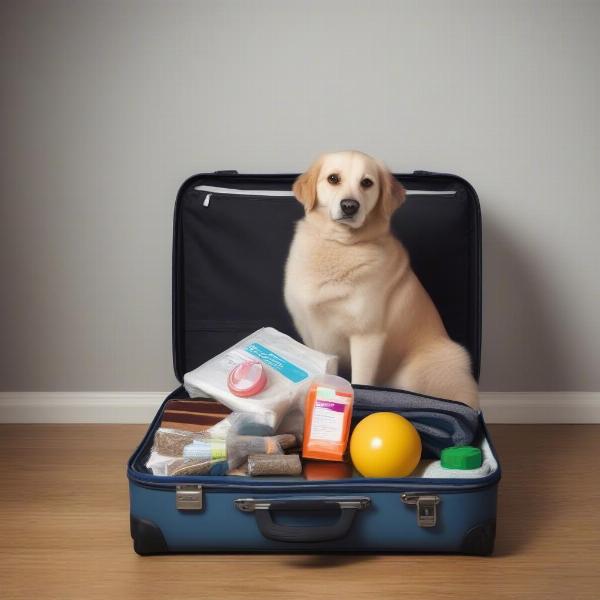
[[327, 174, 340, 185], [361, 177, 374, 188]]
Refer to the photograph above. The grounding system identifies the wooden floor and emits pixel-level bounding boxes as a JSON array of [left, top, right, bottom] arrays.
[[0, 424, 598, 599]]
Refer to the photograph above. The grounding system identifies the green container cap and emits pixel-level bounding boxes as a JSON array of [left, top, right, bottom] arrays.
[[440, 446, 482, 470]]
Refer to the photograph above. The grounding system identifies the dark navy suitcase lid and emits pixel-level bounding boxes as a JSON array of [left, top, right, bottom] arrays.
[[171, 171, 481, 383]]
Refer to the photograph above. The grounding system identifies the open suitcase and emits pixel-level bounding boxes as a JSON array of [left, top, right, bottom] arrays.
[[127, 170, 501, 555]]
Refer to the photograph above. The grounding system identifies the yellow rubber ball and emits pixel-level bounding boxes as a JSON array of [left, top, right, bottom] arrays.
[[350, 412, 422, 478]]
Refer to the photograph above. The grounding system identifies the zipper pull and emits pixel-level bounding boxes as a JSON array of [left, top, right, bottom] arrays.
[[203, 193, 211, 207]]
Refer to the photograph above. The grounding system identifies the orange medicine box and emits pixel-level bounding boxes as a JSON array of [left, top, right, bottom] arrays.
[[302, 375, 354, 462]]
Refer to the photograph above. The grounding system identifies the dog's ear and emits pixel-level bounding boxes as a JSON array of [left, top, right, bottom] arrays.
[[293, 156, 323, 212], [377, 162, 405, 220]]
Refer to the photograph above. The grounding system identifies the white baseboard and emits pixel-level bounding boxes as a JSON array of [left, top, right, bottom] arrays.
[[479, 392, 600, 423], [0, 392, 167, 424], [0, 391, 598, 424]]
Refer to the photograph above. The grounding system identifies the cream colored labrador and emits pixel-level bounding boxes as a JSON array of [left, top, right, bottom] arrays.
[[284, 150, 479, 409]]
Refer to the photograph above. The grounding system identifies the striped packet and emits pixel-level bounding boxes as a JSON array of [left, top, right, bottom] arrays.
[[160, 398, 232, 432]]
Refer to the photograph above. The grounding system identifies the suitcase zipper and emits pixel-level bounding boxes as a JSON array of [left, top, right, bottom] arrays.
[[194, 184, 457, 207], [130, 472, 499, 493], [195, 185, 295, 197]]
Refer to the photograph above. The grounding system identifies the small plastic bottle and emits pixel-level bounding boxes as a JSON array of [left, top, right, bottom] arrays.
[[302, 374, 354, 462]]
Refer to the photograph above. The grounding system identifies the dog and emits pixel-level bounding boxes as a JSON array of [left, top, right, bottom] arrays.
[[284, 150, 479, 409]]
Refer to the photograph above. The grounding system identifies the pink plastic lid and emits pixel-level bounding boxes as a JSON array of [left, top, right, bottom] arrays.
[[227, 359, 267, 397]]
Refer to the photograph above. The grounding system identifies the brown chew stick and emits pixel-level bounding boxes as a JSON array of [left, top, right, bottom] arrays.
[[247, 454, 302, 476], [273, 434, 297, 450]]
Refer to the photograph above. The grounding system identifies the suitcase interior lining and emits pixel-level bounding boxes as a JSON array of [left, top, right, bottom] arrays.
[[173, 174, 481, 384], [129, 388, 500, 485]]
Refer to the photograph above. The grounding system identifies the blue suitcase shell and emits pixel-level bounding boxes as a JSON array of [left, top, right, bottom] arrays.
[[127, 170, 500, 554]]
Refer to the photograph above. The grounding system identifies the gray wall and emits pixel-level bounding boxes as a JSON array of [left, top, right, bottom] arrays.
[[1, 0, 599, 392]]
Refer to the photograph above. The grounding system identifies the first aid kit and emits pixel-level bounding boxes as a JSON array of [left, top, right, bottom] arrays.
[[183, 327, 337, 430]]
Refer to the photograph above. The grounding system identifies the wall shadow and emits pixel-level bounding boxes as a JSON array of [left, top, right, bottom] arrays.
[[481, 215, 575, 390]]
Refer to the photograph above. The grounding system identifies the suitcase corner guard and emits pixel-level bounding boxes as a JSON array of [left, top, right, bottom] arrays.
[[130, 514, 168, 555]]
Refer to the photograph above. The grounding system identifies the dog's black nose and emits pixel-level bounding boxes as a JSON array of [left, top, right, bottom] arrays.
[[340, 198, 359, 217]]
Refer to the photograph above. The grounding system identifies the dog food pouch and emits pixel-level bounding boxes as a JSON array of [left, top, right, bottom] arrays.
[[302, 375, 354, 462]]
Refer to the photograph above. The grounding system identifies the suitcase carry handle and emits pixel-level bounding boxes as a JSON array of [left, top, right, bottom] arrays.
[[234, 496, 371, 543]]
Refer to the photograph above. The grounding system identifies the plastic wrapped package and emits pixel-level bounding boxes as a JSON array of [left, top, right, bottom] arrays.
[[146, 425, 297, 476], [183, 327, 337, 430]]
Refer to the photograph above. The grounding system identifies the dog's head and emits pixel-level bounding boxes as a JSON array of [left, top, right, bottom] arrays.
[[293, 151, 405, 229]]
